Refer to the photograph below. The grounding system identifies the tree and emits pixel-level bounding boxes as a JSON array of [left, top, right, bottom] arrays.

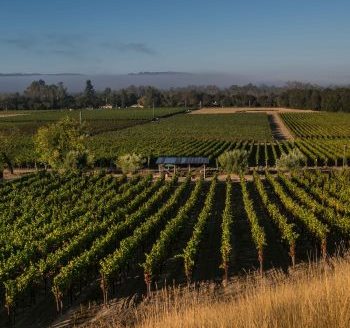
[[116, 153, 145, 174], [83, 80, 97, 108], [276, 149, 306, 172], [218, 150, 249, 174], [0, 130, 20, 178], [138, 87, 162, 108], [34, 117, 93, 171], [102, 88, 112, 105]]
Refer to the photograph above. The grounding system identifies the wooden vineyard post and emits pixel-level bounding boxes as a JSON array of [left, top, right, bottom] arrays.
[[258, 249, 264, 276], [223, 262, 228, 287], [5, 304, 15, 327], [5, 302, 11, 319], [100, 275, 108, 305], [144, 273, 152, 298], [321, 238, 327, 261], [185, 266, 192, 288], [53, 287, 63, 314], [289, 242, 296, 268]]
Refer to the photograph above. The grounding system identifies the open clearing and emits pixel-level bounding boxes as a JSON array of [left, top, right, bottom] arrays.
[[190, 108, 315, 140], [190, 107, 316, 114]]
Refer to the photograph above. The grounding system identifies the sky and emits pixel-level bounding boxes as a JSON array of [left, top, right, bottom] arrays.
[[1, 0, 350, 84]]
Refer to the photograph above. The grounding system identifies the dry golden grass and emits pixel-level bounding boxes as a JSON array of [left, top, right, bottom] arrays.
[[80, 255, 350, 328], [136, 257, 350, 328]]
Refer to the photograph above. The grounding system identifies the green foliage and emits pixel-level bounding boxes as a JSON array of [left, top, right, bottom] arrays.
[[181, 176, 217, 280], [0, 130, 21, 174], [116, 153, 145, 174], [282, 112, 350, 138], [276, 148, 306, 172], [266, 171, 328, 241], [220, 178, 233, 272], [100, 175, 188, 283], [34, 116, 93, 171], [83, 80, 97, 108], [142, 176, 203, 278], [240, 175, 266, 252], [218, 149, 249, 174], [253, 171, 298, 245], [1, 168, 349, 311]]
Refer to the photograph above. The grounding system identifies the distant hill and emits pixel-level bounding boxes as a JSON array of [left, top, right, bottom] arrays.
[[0, 73, 83, 77], [128, 71, 192, 76]]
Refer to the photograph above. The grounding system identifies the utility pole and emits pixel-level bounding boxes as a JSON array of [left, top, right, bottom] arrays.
[[152, 101, 155, 120], [80, 110, 82, 125]]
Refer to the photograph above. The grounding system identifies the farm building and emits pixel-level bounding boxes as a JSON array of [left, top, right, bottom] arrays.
[[156, 156, 209, 177]]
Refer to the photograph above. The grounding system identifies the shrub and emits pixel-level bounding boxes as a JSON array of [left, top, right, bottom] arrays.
[[218, 150, 249, 174], [276, 149, 306, 172], [116, 153, 145, 174]]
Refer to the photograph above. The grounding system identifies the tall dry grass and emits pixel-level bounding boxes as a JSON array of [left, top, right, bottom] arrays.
[[134, 257, 350, 328], [81, 255, 350, 327]]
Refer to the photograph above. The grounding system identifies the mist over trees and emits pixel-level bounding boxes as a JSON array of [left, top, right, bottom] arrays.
[[1, 80, 350, 112]]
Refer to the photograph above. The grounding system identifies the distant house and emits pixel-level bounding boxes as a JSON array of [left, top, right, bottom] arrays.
[[131, 104, 144, 108], [100, 104, 113, 109]]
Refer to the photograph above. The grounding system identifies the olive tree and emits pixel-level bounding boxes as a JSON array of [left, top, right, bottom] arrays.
[[116, 153, 145, 174], [276, 149, 306, 172], [218, 150, 249, 174]]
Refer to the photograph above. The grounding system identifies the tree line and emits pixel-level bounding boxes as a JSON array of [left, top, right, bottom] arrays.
[[1, 80, 350, 112]]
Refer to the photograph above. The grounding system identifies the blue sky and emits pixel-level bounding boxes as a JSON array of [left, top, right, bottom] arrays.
[[1, 0, 350, 83]]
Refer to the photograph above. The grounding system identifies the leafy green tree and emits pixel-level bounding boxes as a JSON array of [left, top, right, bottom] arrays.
[[138, 87, 162, 108], [0, 131, 20, 178], [116, 153, 145, 174], [218, 150, 249, 174], [83, 80, 97, 108], [276, 149, 306, 172], [34, 117, 94, 171]]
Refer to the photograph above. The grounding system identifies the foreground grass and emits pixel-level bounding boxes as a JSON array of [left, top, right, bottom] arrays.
[[83, 254, 350, 327], [135, 258, 350, 328]]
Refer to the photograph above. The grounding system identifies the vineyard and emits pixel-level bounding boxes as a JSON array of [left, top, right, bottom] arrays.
[[0, 108, 185, 135], [1, 169, 350, 326], [2, 110, 350, 168], [281, 112, 350, 138]]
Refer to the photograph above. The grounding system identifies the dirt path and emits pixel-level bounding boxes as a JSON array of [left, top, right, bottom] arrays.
[[268, 113, 294, 140], [0, 113, 28, 118]]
